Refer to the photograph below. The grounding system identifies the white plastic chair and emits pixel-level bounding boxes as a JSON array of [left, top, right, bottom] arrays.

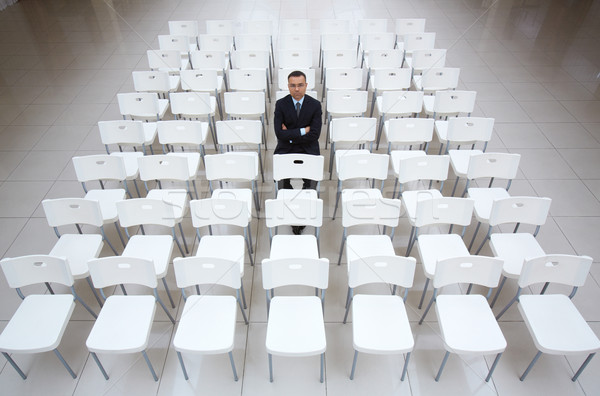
[[449, 151, 520, 197], [168, 20, 199, 50], [224, 91, 268, 148], [204, 152, 261, 213], [179, 69, 224, 119], [232, 49, 272, 85], [216, 119, 264, 182], [413, 67, 460, 93], [345, 255, 416, 380], [157, 120, 209, 165], [262, 257, 329, 382], [158, 34, 196, 54], [435, 116, 495, 154], [329, 117, 377, 178], [85, 256, 175, 381], [137, 153, 200, 200], [189, 50, 230, 90], [325, 90, 369, 149], [72, 154, 141, 199], [319, 33, 358, 72], [417, 255, 506, 382], [279, 19, 311, 35], [374, 90, 424, 148], [402, 32, 436, 59], [198, 34, 234, 67], [384, 117, 434, 154], [117, 92, 170, 122], [364, 49, 405, 91], [338, 196, 402, 266], [169, 91, 218, 149], [228, 68, 270, 107], [368, 67, 412, 115], [493, 254, 599, 382], [406, 48, 446, 76], [234, 35, 273, 78], [132, 70, 180, 99], [359, 33, 397, 69], [278, 49, 313, 69], [391, 150, 449, 202], [206, 20, 235, 36], [395, 18, 426, 42], [322, 67, 362, 101], [242, 20, 274, 60], [147, 49, 189, 73], [321, 48, 358, 84], [277, 34, 312, 51], [272, 154, 324, 196], [265, 191, 324, 246], [98, 119, 157, 155], [423, 90, 477, 119], [320, 19, 351, 35], [358, 19, 389, 41], [0, 256, 82, 380], [172, 257, 246, 381]]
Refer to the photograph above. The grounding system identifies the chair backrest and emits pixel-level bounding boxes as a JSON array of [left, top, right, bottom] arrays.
[[173, 256, 242, 289], [198, 34, 233, 52], [518, 254, 593, 289], [320, 19, 351, 34], [445, 116, 494, 143], [132, 71, 172, 93], [228, 68, 267, 91], [72, 154, 127, 183], [235, 34, 271, 51], [88, 256, 157, 289], [224, 91, 266, 115], [395, 18, 426, 37], [117, 92, 161, 119], [137, 154, 191, 182], [278, 68, 316, 90], [206, 19, 235, 35], [360, 33, 396, 51], [277, 34, 312, 50], [262, 257, 329, 290], [169, 20, 199, 37], [157, 120, 207, 147], [278, 49, 313, 69], [419, 67, 460, 91], [395, 154, 449, 184], [330, 117, 377, 144], [42, 198, 104, 228], [410, 49, 447, 70], [158, 34, 190, 52], [180, 69, 220, 91], [116, 197, 186, 228], [189, 50, 227, 70], [372, 68, 412, 91], [169, 92, 212, 117], [385, 118, 434, 145], [147, 49, 184, 70], [216, 119, 262, 146], [1, 255, 74, 289], [365, 49, 404, 69], [358, 19, 388, 35], [402, 32, 436, 51], [243, 20, 273, 36], [325, 68, 362, 90], [488, 196, 552, 227], [348, 255, 416, 289], [322, 49, 358, 68], [381, 90, 424, 114], [320, 33, 358, 51], [414, 196, 474, 227], [189, 198, 250, 228], [338, 152, 389, 181], [265, 196, 323, 228], [342, 197, 402, 228], [204, 152, 258, 182], [279, 19, 311, 35], [232, 49, 270, 69], [98, 120, 147, 146], [273, 154, 324, 182], [326, 90, 368, 114], [433, 255, 503, 289], [466, 152, 521, 180], [433, 90, 477, 114]]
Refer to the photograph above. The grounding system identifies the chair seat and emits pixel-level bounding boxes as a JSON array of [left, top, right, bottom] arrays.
[[346, 235, 395, 263], [449, 149, 482, 177], [146, 188, 189, 220], [352, 294, 413, 354], [212, 188, 253, 217], [518, 294, 600, 355], [166, 152, 201, 178], [173, 295, 236, 354], [196, 235, 245, 276], [266, 296, 326, 356], [436, 294, 506, 354], [270, 235, 319, 260], [417, 234, 470, 278], [402, 189, 443, 223], [122, 235, 174, 278], [467, 187, 511, 222], [0, 295, 75, 353], [86, 295, 156, 353], [110, 152, 144, 179], [489, 233, 545, 279], [390, 150, 426, 175], [85, 188, 126, 222], [50, 234, 103, 279]]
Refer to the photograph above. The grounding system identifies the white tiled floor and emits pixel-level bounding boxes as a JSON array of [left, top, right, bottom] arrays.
[[0, 0, 599, 395]]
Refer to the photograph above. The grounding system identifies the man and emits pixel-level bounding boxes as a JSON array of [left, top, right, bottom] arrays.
[[273, 70, 322, 234]]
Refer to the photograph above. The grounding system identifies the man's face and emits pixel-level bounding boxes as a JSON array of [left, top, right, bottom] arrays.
[[288, 75, 307, 101]]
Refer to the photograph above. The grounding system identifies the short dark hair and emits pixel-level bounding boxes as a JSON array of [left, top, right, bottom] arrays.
[[287, 70, 306, 81]]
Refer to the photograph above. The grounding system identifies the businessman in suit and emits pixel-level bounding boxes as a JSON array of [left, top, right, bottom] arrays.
[[274, 70, 322, 233]]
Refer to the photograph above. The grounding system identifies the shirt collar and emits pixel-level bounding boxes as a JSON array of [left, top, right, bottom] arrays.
[[292, 96, 305, 107]]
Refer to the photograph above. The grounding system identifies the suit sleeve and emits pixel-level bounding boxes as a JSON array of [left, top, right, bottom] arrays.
[[298, 98, 322, 143]]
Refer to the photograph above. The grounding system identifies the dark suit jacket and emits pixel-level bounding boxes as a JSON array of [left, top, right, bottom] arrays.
[[273, 94, 322, 155]]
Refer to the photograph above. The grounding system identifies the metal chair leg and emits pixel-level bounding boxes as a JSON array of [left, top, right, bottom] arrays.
[[176, 351, 189, 380]]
